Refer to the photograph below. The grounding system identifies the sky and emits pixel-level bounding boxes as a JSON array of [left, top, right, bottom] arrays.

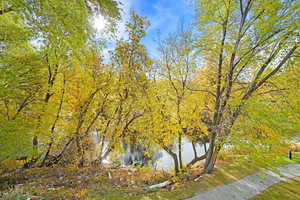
[[93, 0, 197, 58]]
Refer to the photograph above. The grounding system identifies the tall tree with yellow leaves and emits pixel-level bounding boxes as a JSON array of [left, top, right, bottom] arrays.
[[196, 0, 299, 173]]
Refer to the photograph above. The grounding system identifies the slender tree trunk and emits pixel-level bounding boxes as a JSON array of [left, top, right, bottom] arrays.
[[204, 131, 217, 173], [40, 142, 52, 166], [80, 148, 85, 167], [204, 146, 218, 173], [23, 136, 39, 168], [163, 146, 179, 175], [192, 141, 197, 158], [52, 138, 74, 165], [32, 136, 38, 155], [99, 148, 112, 164], [187, 152, 207, 168], [98, 135, 106, 161], [170, 152, 179, 175], [76, 136, 84, 167], [204, 142, 207, 153], [178, 132, 183, 169], [41, 77, 66, 167]]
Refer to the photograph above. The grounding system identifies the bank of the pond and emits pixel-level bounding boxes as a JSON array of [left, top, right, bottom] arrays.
[[1, 155, 298, 200], [0, 159, 253, 200]]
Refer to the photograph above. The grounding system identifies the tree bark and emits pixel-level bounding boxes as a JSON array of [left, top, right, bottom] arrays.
[[204, 146, 218, 173], [148, 180, 173, 190], [76, 136, 85, 167], [187, 151, 207, 167], [99, 148, 112, 164], [52, 138, 74, 165], [40, 142, 52, 167], [171, 152, 179, 175], [192, 141, 197, 158], [178, 132, 183, 169], [162, 145, 179, 175], [204, 131, 217, 173]]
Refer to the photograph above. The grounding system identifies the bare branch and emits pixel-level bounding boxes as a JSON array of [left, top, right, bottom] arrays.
[[187, 87, 216, 98], [0, 7, 13, 15], [243, 45, 298, 100]]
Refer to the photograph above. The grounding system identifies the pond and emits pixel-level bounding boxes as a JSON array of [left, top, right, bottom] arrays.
[[154, 138, 208, 170], [92, 132, 208, 170]]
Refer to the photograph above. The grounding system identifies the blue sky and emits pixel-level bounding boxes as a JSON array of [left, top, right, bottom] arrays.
[[124, 0, 196, 57], [93, 0, 197, 59]]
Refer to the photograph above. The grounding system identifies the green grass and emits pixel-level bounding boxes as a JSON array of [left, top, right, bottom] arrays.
[[252, 177, 300, 200], [87, 154, 300, 200], [86, 163, 259, 200], [251, 153, 300, 200], [2, 154, 299, 200]]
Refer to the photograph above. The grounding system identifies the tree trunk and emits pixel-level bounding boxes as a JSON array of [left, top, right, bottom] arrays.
[[192, 141, 197, 158], [99, 148, 112, 164], [204, 147, 218, 173], [148, 180, 173, 190], [178, 132, 183, 169], [204, 131, 217, 173], [163, 146, 179, 175], [40, 142, 52, 167], [204, 132, 223, 173], [52, 138, 74, 165], [32, 136, 38, 155], [76, 136, 85, 167], [23, 136, 40, 168], [171, 152, 179, 175], [187, 152, 207, 168]]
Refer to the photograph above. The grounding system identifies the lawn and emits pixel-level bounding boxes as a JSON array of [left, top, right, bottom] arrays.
[[1, 154, 299, 200], [252, 177, 300, 200], [252, 153, 300, 200], [0, 160, 258, 200]]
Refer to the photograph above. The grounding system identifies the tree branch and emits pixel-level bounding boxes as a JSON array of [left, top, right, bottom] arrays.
[[0, 7, 13, 15]]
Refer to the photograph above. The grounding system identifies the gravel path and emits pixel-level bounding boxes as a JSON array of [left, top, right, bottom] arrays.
[[186, 164, 300, 200]]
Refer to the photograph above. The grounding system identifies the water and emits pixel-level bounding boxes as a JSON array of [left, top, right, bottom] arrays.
[[154, 138, 207, 170], [117, 138, 208, 170], [92, 132, 208, 170]]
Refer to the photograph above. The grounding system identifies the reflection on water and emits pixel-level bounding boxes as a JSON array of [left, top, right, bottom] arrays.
[[92, 132, 208, 170], [154, 138, 207, 170]]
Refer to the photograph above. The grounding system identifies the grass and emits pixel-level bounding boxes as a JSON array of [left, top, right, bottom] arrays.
[[252, 177, 300, 200], [1, 154, 299, 200], [86, 161, 260, 200], [143, 166, 256, 200], [251, 153, 300, 200], [0, 160, 257, 200], [86, 154, 300, 200]]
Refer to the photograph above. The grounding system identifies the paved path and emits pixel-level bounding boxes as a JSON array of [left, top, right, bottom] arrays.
[[186, 164, 300, 200]]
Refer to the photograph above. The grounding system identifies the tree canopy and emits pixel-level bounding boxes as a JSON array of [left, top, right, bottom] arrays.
[[0, 0, 299, 177]]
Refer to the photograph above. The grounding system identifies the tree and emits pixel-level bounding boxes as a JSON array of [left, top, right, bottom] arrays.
[[0, 0, 120, 165], [155, 25, 207, 171], [195, 0, 299, 173], [228, 51, 300, 169], [103, 11, 151, 163], [0, 11, 44, 162]]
